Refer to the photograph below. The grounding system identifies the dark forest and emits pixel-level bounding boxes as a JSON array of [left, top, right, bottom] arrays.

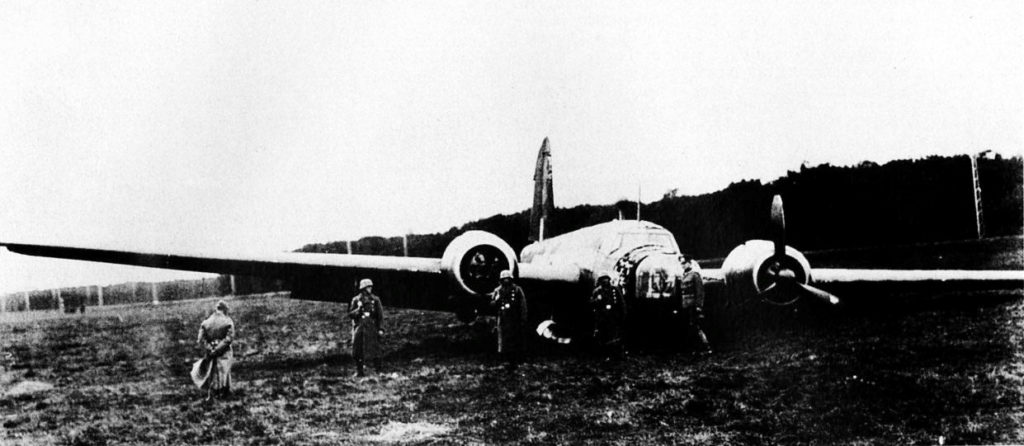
[[298, 154, 1022, 259]]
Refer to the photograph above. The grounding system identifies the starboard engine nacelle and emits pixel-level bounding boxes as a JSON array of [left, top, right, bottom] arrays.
[[720, 195, 840, 306], [721, 240, 813, 305], [441, 230, 519, 297]]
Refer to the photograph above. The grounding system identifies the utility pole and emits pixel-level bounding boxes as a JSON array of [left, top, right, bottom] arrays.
[[970, 151, 989, 240]]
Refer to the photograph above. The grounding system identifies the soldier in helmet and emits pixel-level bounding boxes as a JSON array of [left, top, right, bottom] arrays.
[[590, 271, 626, 358], [349, 278, 385, 377], [490, 269, 528, 370], [679, 257, 712, 357]]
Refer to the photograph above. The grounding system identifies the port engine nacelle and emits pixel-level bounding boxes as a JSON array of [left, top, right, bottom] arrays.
[[440, 231, 519, 297]]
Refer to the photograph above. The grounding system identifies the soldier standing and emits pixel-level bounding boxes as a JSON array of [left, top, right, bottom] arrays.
[[349, 278, 384, 377], [491, 270, 528, 370], [680, 258, 712, 357], [590, 272, 626, 357]]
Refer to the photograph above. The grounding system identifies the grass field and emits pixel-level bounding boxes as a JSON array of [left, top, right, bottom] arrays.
[[1, 284, 1022, 445]]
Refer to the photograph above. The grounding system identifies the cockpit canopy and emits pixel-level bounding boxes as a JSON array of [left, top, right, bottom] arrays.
[[599, 229, 679, 255], [519, 220, 680, 265]]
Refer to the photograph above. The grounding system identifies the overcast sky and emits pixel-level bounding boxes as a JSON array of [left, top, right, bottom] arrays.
[[1, 1, 1021, 293]]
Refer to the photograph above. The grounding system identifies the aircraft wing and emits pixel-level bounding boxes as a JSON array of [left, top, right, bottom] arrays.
[[698, 266, 1023, 298], [0, 240, 588, 311], [0, 242, 442, 276], [699, 268, 725, 282], [0, 241, 453, 310], [811, 268, 1024, 294]]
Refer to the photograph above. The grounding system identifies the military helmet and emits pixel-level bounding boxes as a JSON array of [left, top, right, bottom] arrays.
[[597, 271, 612, 281], [499, 270, 513, 280], [359, 278, 374, 290]]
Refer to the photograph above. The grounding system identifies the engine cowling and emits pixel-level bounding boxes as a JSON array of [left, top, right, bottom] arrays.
[[441, 231, 519, 297], [721, 239, 812, 304]]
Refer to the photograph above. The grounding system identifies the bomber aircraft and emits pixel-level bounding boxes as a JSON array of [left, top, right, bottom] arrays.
[[2, 139, 1023, 342]]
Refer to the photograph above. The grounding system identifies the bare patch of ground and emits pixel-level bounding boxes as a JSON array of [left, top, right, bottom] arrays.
[[0, 288, 1022, 445]]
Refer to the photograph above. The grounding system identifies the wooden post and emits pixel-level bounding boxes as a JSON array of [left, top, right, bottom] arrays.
[[83, 286, 90, 307], [23, 292, 30, 311], [229, 275, 237, 296], [1, 293, 6, 313], [402, 234, 409, 257], [346, 240, 353, 255], [55, 288, 63, 312], [97, 286, 104, 307], [151, 282, 159, 305]]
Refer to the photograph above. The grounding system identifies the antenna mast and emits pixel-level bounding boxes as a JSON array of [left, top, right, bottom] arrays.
[[636, 184, 641, 221]]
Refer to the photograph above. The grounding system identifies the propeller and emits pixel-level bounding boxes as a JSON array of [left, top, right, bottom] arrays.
[[462, 246, 508, 292], [758, 195, 840, 306]]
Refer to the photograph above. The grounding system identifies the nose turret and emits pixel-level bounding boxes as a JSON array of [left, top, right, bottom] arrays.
[[634, 254, 686, 300]]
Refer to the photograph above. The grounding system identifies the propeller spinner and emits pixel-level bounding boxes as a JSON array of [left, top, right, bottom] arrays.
[[758, 195, 840, 306]]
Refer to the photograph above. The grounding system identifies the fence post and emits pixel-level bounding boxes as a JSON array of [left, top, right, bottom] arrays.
[[23, 292, 30, 311], [1, 293, 6, 313], [230, 275, 237, 296], [151, 282, 159, 305], [97, 286, 104, 307], [55, 288, 63, 312]]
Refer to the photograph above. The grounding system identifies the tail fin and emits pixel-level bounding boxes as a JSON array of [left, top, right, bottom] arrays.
[[529, 138, 554, 242]]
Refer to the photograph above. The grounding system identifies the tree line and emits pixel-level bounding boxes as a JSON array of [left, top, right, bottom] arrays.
[[297, 154, 1022, 260]]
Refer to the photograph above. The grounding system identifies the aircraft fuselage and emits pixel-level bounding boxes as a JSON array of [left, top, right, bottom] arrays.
[[521, 220, 689, 307]]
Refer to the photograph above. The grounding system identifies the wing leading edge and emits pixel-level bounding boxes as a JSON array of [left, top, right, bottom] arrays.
[[0, 242, 443, 277]]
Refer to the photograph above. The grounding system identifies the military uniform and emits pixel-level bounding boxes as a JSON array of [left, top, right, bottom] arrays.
[[679, 268, 712, 355], [491, 282, 528, 366], [194, 306, 235, 398], [590, 282, 625, 353], [349, 291, 384, 375]]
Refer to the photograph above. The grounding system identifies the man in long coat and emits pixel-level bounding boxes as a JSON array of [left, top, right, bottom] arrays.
[[490, 270, 528, 369], [349, 278, 384, 377], [193, 300, 235, 401]]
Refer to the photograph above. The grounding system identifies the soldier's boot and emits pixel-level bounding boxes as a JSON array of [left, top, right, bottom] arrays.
[[694, 329, 712, 358]]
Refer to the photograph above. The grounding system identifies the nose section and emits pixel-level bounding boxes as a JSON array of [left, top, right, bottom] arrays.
[[635, 255, 686, 300]]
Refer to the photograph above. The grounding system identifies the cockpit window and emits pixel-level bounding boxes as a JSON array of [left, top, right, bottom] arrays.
[[600, 231, 678, 254], [619, 232, 678, 253]]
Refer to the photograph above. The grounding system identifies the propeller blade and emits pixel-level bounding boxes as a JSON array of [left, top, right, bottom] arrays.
[[771, 194, 786, 258], [536, 320, 572, 344], [757, 282, 800, 306], [798, 283, 840, 305]]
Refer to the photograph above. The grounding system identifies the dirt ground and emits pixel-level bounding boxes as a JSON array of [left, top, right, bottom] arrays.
[[1, 288, 1022, 445]]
